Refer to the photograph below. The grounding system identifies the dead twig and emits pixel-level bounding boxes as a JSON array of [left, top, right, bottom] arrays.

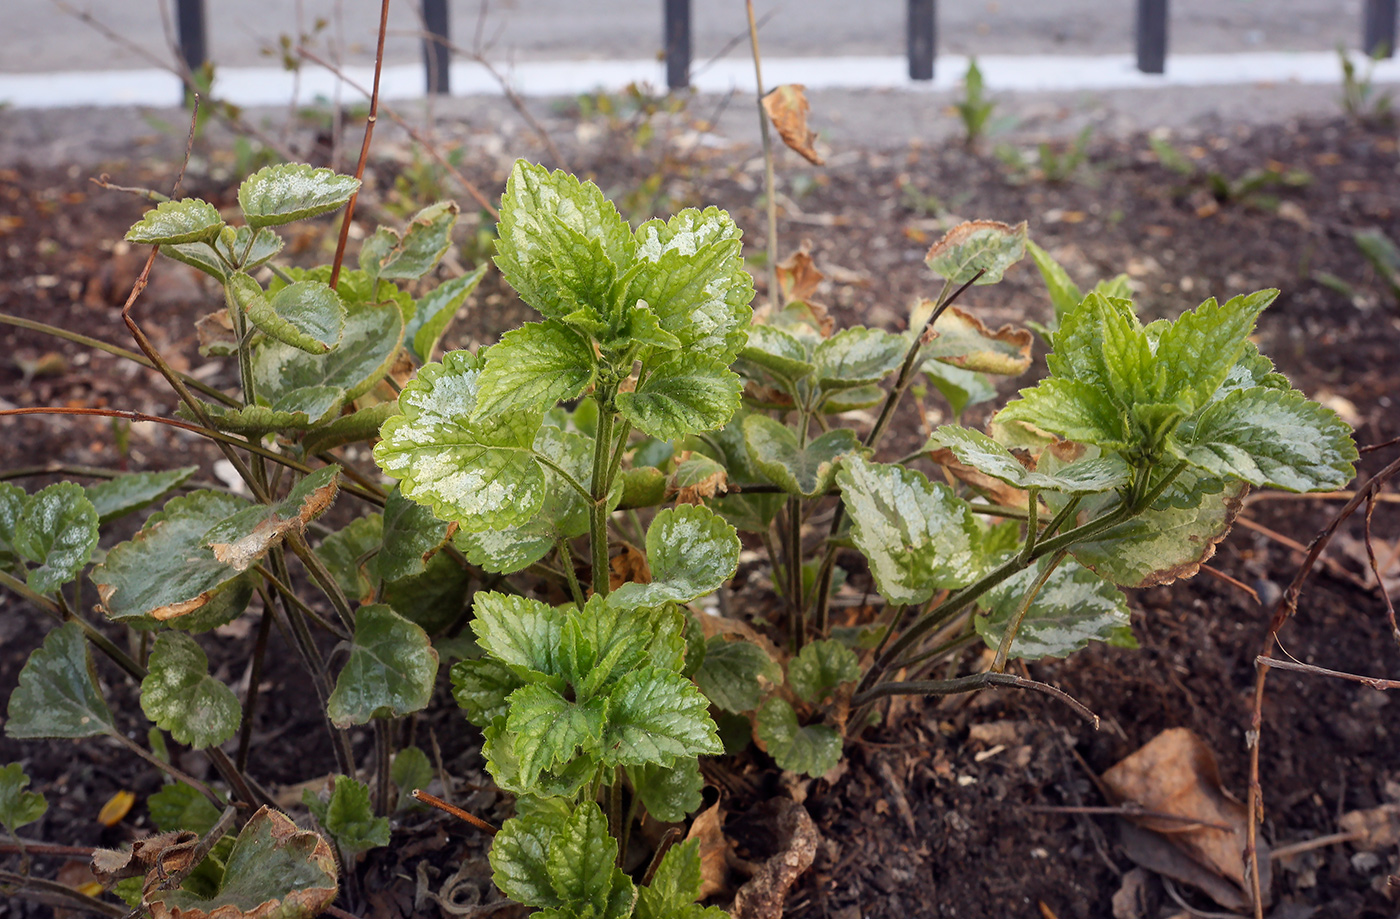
[[1255, 655, 1400, 690], [412, 789, 498, 835]]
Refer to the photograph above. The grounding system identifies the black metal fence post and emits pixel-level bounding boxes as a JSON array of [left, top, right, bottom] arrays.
[[664, 0, 692, 90], [174, 0, 207, 76], [1136, 0, 1168, 74], [422, 0, 451, 94], [1364, 0, 1398, 57], [908, 0, 936, 80]]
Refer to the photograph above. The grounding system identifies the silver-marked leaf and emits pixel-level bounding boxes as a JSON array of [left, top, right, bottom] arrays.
[[975, 555, 1135, 660], [693, 637, 780, 713], [507, 683, 607, 786], [471, 592, 566, 681], [374, 350, 546, 532], [382, 551, 471, 634], [494, 161, 634, 322], [146, 806, 339, 919], [836, 456, 981, 606], [407, 265, 487, 363], [92, 491, 252, 622], [203, 466, 340, 572], [254, 299, 403, 407], [140, 632, 241, 749], [616, 353, 743, 441], [187, 386, 345, 436], [915, 304, 1033, 376], [13, 483, 99, 595], [788, 639, 859, 705], [1174, 386, 1357, 492], [327, 604, 438, 727], [546, 801, 618, 909], [491, 796, 572, 908], [755, 698, 841, 778], [924, 219, 1028, 285], [231, 273, 345, 355], [739, 324, 814, 382], [0, 483, 22, 567], [1071, 470, 1247, 588], [600, 666, 722, 766], [744, 414, 861, 499], [373, 201, 460, 281], [5, 622, 114, 739], [379, 486, 450, 582], [609, 505, 740, 608], [450, 657, 523, 726], [85, 467, 197, 525], [214, 225, 285, 271], [812, 326, 905, 391], [476, 320, 597, 417], [929, 426, 1130, 494], [127, 198, 224, 245], [238, 163, 360, 228], [627, 758, 704, 824], [0, 763, 47, 834]]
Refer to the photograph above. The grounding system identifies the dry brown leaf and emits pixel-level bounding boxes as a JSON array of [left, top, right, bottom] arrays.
[[1103, 728, 1271, 910], [609, 543, 652, 592], [919, 304, 1034, 376], [92, 830, 199, 884], [1340, 803, 1400, 851], [210, 474, 340, 572], [686, 797, 735, 900], [761, 85, 824, 166], [776, 244, 824, 304], [730, 799, 819, 919]]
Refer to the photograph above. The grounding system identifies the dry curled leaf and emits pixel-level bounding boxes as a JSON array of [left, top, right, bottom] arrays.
[[609, 543, 652, 592], [1103, 728, 1271, 911], [730, 799, 819, 919], [209, 470, 340, 572], [195, 310, 238, 357], [685, 796, 735, 900], [776, 244, 824, 304], [93, 830, 199, 884], [761, 85, 824, 165]]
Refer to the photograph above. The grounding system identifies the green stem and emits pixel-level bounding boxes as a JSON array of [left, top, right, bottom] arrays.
[[375, 719, 393, 815], [273, 574, 357, 777], [251, 564, 350, 640], [1019, 489, 1040, 564], [237, 601, 275, 772], [0, 870, 126, 919], [745, 0, 781, 309], [559, 539, 586, 608], [535, 453, 592, 503], [608, 769, 624, 867], [787, 496, 805, 648], [109, 731, 222, 807], [285, 534, 357, 635], [590, 391, 618, 597], [850, 671, 1099, 727], [991, 549, 1066, 673]]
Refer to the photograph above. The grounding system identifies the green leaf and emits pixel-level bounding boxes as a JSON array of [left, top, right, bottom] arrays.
[[609, 505, 740, 608], [755, 698, 841, 778], [0, 482, 26, 566], [316, 776, 390, 856], [0, 763, 47, 834], [216, 225, 285, 270], [995, 378, 1130, 450], [560, 597, 653, 699], [744, 414, 861, 499], [189, 387, 345, 437], [374, 350, 546, 532], [471, 592, 566, 680], [1025, 239, 1081, 328], [1356, 228, 1400, 298], [85, 467, 197, 525], [202, 466, 341, 573], [13, 483, 99, 595], [390, 747, 433, 811], [5, 621, 114, 739], [836, 456, 981, 606], [370, 201, 460, 281], [238, 163, 360, 228], [254, 299, 403, 407], [1154, 290, 1276, 411], [316, 514, 382, 604], [693, 637, 780, 713], [627, 759, 704, 824], [1070, 470, 1247, 588], [1174, 386, 1357, 492], [738, 324, 814, 383], [928, 426, 1130, 493], [231, 273, 345, 355], [600, 666, 722, 766], [148, 783, 222, 834], [624, 207, 754, 360], [476, 320, 597, 417], [1045, 292, 1136, 394], [383, 552, 469, 634], [327, 604, 439, 727], [482, 718, 597, 800], [148, 806, 338, 919], [491, 796, 572, 908], [924, 219, 1028, 285], [140, 633, 241, 749], [407, 265, 487, 363], [616, 353, 743, 441], [494, 161, 635, 322], [507, 683, 607, 787], [546, 802, 619, 910], [378, 486, 449, 582], [916, 303, 1033, 376], [127, 198, 224, 245], [635, 838, 706, 919], [812, 326, 905, 391], [302, 400, 401, 456], [788, 639, 860, 704], [975, 556, 1136, 660], [451, 658, 523, 726], [161, 241, 229, 283]]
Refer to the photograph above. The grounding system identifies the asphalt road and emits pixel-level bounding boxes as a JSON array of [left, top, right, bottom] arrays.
[[3, 0, 1375, 74]]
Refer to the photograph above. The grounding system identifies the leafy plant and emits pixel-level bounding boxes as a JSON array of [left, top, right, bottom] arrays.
[[995, 125, 1094, 184], [955, 58, 997, 148], [1354, 227, 1400, 304], [1340, 44, 1394, 124], [1148, 135, 1311, 209]]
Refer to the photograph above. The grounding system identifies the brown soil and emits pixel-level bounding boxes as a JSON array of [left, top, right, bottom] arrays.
[[2, 113, 1399, 919]]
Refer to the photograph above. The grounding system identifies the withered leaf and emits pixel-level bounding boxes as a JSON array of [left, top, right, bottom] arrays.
[[761, 85, 825, 166], [609, 543, 652, 592], [207, 467, 340, 571], [776, 244, 824, 304]]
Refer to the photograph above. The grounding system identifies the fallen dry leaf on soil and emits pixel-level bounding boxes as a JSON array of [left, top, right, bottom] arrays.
[[730, 799, 819, 919], [1340, 803, 1400, 851], [686, 796, 735, 900], [761, 85, 824, 165], [1103, 727, 1271, 911]]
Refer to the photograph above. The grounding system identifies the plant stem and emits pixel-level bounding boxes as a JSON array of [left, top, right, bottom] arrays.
[[274, 586, 357, 777], [237, 602, 275, 772], [375, 719, 394, 815], [0, 870, 126, 919], [251, 564, 350, 640], [109, 731, 223, 807], [329, 0, 390, 289], [608, 768, 624, 866], [559, 539, 586, 608], [590, 391, 618, 597], [285, 534, 357, 635], [991, 549, 1065, 672], [787, 497, 805, 648], [850, 671, 1098, 727], [745, 0, 781, 308]]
